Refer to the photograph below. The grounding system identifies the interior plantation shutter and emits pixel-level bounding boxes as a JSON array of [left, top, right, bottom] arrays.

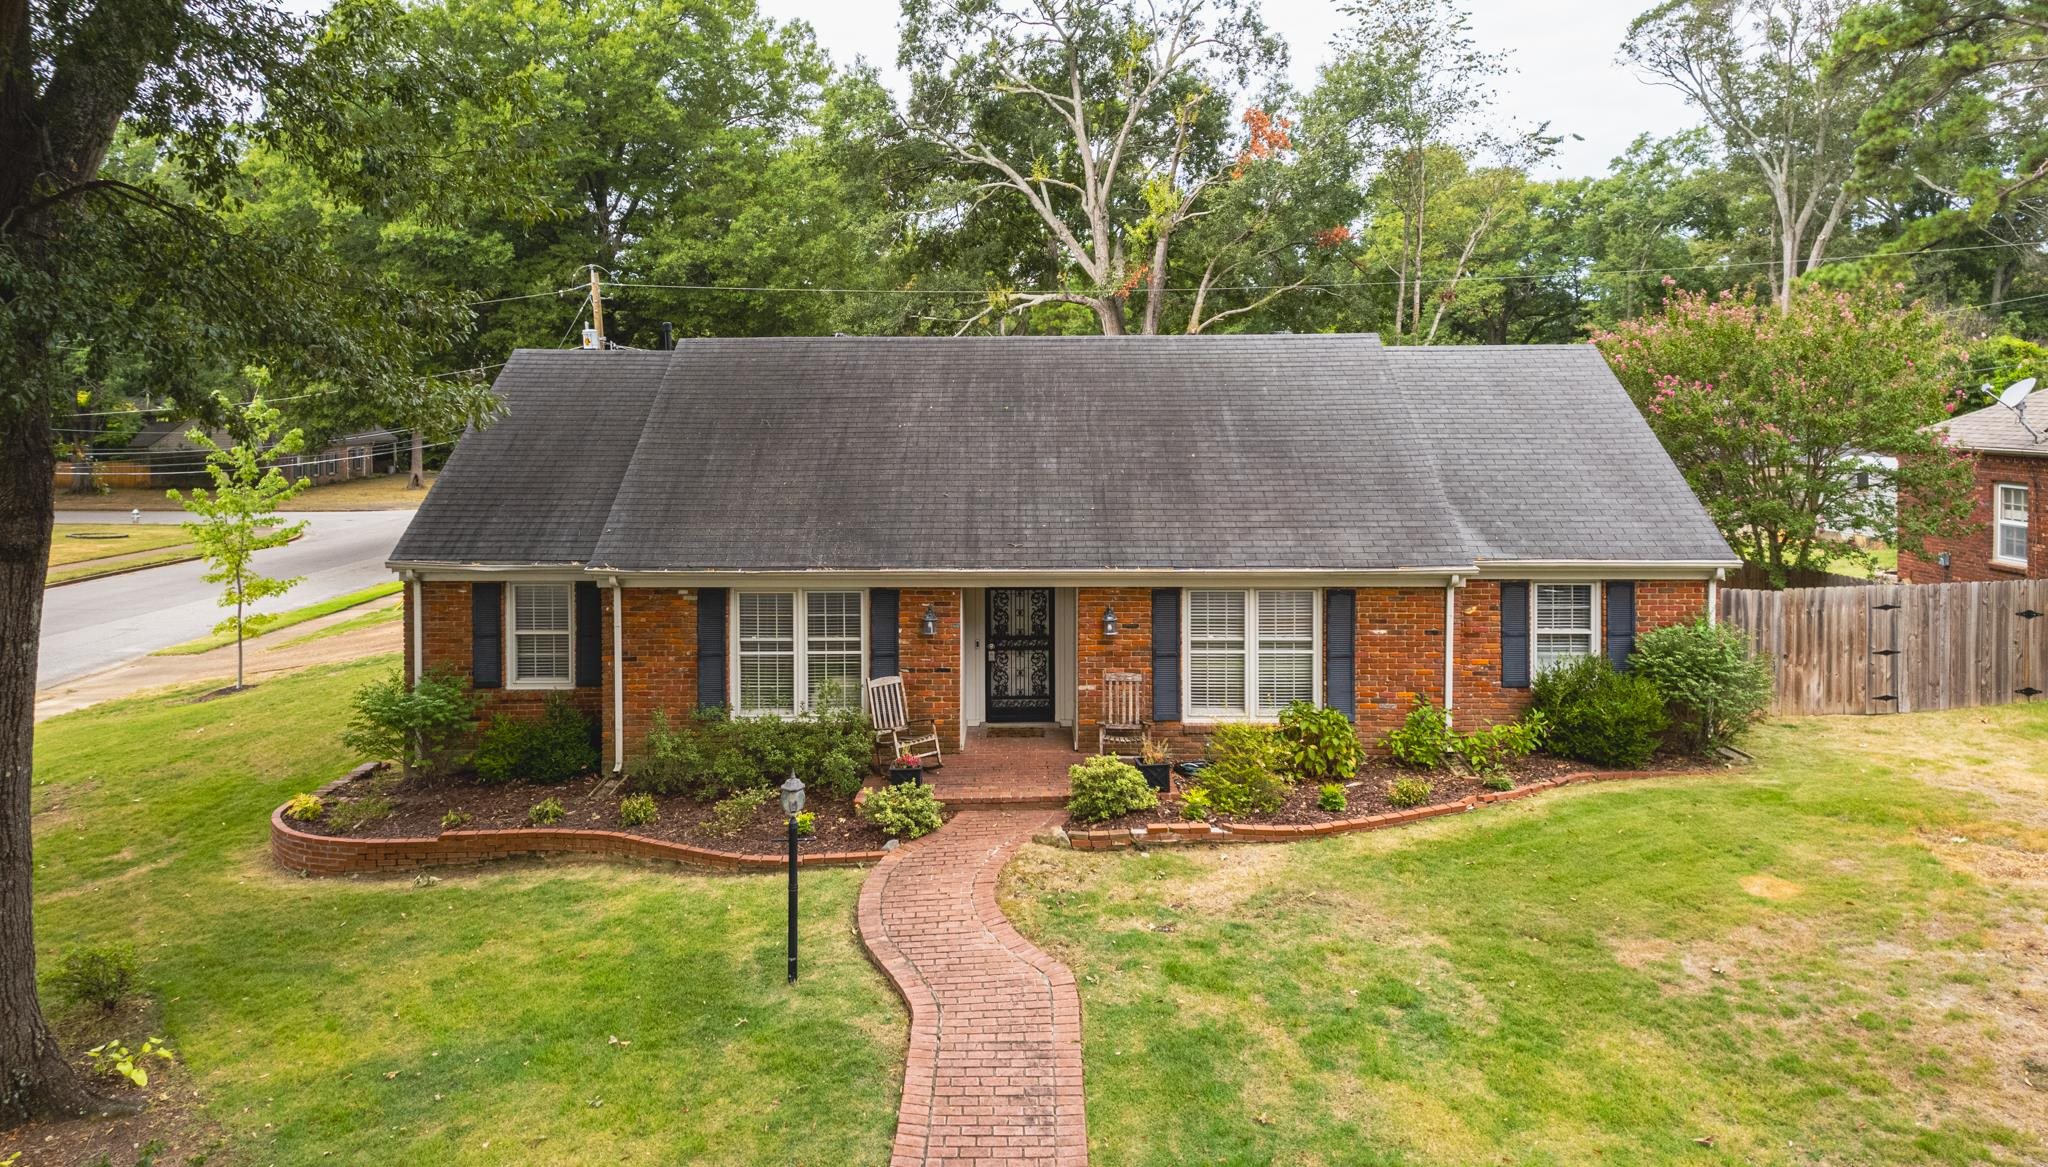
[[574, 582, 602, 687], [1150, 589, 1181, 721], [1499, 581, 1530, 689], [697, 588, 728, 709], [1605, 581, 1637, 672], [1324, 589, 1356, 722], [470, 582, 503, 690], [869, 589, 900, 679]]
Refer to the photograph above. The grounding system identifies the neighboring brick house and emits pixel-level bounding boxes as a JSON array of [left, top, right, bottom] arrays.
[[1900, 389, 2046, 583], [387, 336, 1735, 772]]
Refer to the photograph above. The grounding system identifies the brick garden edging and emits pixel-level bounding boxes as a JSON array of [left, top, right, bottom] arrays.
[[1064, 768, 1703, 852], [270, 763, 887, 876]]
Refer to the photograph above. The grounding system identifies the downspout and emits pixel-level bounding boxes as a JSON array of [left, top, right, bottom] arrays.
[[405, 572, 423, 686], [1708, 567, 1724, 627], [608, 578, 625, 773], [1444, 575, 1463, 728]]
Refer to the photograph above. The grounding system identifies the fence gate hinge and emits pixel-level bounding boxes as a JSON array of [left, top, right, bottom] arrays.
[[2019, 687, 2044, 699], [2019, 609, 2042, 620], [1872, 603, 1903, 612], [1871, 648, 1901, 657]]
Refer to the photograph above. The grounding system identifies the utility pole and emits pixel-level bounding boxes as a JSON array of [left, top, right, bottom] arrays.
[[588, 266, 606, 348]]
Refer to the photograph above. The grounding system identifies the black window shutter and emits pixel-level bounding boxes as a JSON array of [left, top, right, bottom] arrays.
[[574, 582, 602, 687], [1151, 589, 1181, 721], [1499, 581, 1530, 689], [697, 588, 728, 709], [1606, 581, 1637, 672], [471, 582, 503, 690], [869, 589, 900, 679], [1324, 589, 1356, 722]]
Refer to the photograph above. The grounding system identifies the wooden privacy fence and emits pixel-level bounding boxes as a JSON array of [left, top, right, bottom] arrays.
[[1719, 579, 2048, 716]]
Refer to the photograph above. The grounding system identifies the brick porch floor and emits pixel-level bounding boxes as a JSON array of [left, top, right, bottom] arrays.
[[874, 727, 1080, 808], [857, 808, 1088, 1165]]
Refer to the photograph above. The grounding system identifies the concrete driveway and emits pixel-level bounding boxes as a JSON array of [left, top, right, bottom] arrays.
[[37, 510, 415, 687]]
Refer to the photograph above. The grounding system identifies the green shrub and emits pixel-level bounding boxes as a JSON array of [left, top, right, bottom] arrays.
[[325, 795, 394, 832], [439, 809, 472, 830], [629, 707, 871, 800], [85, 1037, 174, 1088], [473, 694, 597, 784], [702, 787, 775, 837], [1631, 618, 1774, 755], [1316, 783, 1348, 813], [1066, 755, 1159, 824], [1387, 776, 1433, 808], [860, 783, 945, 839], [619, 793, 658, 828], [283, 793, 324, 822], [1451, 712, 1548, 778], [1192, 724, 1291, 816], [1532, 655, 1669, 769], [794, 811, 817, 837], [1381, 700, 1453, 768], [48, 945, 138, 1011], [1479, 772, 1514, 793], [528, 797, 565, 826], [339, 667, 480, 778], [1180, 788, 1213, 821], [1277, 701, 1364, 781]]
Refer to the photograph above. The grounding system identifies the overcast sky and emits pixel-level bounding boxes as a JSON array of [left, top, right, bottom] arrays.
[[758, 0, 1700, 178]]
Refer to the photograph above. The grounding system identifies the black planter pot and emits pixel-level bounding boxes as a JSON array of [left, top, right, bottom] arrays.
[[887, 765, 925, 786], [1135, 762, 1172, 791]]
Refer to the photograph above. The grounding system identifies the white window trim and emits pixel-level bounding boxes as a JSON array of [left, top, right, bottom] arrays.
[[505, 582, 576, 690], [1180, 588, 1323, 723], [1994, 483, 2030, 567], [1531, 581, 1601, 677], [729, 588, 870, 717]]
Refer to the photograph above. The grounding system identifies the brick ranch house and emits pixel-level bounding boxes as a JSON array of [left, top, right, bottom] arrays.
[[1900, 387, 2044, 583], [388, 335, 1737, 773]]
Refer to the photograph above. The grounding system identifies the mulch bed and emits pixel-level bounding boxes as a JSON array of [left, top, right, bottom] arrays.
[[1072, 753, 1713, 832], [295, 768, 902, 855], [0, 999, 225, 1167]]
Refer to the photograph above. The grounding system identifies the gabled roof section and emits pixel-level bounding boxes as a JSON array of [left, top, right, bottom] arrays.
[[1381, 345, 1735, 564], [390, 349, 669, 565], [589, 335, 1474, 572], [1934, 388, 2048, 458]]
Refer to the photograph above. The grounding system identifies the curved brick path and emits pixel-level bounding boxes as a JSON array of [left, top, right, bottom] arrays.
[[857, 809, 1088, 1165]]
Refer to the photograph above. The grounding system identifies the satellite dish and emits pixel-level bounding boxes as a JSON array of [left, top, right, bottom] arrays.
[[1999, 377, 2038, 409]]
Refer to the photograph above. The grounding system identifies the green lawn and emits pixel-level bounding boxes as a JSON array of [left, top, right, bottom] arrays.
[[274, 598, 403, 647], [1006, 707, 2048, 1166], [45, 523, 198, 585], [31, 655, 903, 1164], [151, 581, 404, 655]]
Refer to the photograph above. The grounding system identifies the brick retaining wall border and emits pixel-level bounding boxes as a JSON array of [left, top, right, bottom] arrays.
[[271, 763, 887, 876], [1064, 768, 1711, 852]]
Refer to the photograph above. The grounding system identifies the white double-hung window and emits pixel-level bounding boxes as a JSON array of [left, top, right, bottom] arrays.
[[1533, 583, 1597, 675], [1995, 484, 2030, 566], [735, 590, 865, 715], [1185, 589, 1319, 719], [509, 583, 573, 687]]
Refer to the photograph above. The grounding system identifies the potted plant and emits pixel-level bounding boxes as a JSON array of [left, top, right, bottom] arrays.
[[887, 753, 925, 786], [1135, 736, 1173, 791]]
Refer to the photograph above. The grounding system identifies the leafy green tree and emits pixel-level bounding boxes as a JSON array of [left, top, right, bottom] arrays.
[[169, 395, 313, 690], [1593, 281, 1978, 580]]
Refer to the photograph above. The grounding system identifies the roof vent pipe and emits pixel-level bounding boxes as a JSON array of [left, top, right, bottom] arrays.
[[659, 321, 675, 351]]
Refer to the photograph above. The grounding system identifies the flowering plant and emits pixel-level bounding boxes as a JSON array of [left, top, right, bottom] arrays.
[[894, 753, 923, 767]]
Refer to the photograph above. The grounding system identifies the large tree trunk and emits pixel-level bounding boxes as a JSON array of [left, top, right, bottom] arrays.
[[407, 429, 425, 490], [0, 404, 121, 1125]]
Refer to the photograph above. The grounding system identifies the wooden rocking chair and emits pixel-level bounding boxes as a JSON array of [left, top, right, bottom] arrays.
[[1098, 670, 1147, 756], [866, 675, 943, 770]]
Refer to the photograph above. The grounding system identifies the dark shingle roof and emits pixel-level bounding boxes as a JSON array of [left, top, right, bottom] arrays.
[[394, 337, 1734, 571], [1933, 388, 2048, 458]]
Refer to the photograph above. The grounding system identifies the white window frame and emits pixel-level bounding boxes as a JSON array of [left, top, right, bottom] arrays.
[[1531, 582, 1600, 677], [1994, 483, 2030, 567], [1181, 588, 1323, 722], [505, 582, 575, 690], [729, 589, 869, 717]]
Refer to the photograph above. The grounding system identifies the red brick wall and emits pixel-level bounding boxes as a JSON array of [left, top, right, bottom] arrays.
[[1900, 452, 2046, 582], [1453, 580, 1529, 729], [616, 587, 697, 760], [1639, 580, 1709, 632], [408, 580, 607, 748], [1355, 587, 1448, 743], [899, 588, 961, 740], [1076, 587, 1153, 746]]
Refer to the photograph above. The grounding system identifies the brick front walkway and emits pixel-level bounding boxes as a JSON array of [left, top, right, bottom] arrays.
[[857, 809, 1087, 1165]]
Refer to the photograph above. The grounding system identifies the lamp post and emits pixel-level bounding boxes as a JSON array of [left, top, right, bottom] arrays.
[[779, 773, 806, 983]]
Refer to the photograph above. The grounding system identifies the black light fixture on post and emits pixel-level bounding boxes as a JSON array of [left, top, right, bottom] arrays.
[[921, 603, 938, 637], [779, 773, 806, 983], [1102, 604, 1119, 637]]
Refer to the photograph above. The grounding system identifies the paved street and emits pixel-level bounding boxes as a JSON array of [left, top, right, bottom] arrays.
[[37, 510, 415, 687]]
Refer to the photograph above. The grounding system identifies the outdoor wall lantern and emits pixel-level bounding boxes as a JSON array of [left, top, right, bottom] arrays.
[[921, 603, 938, 637], [1102, 605, 1119, 637], [1938, 552, 1953, 569]]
